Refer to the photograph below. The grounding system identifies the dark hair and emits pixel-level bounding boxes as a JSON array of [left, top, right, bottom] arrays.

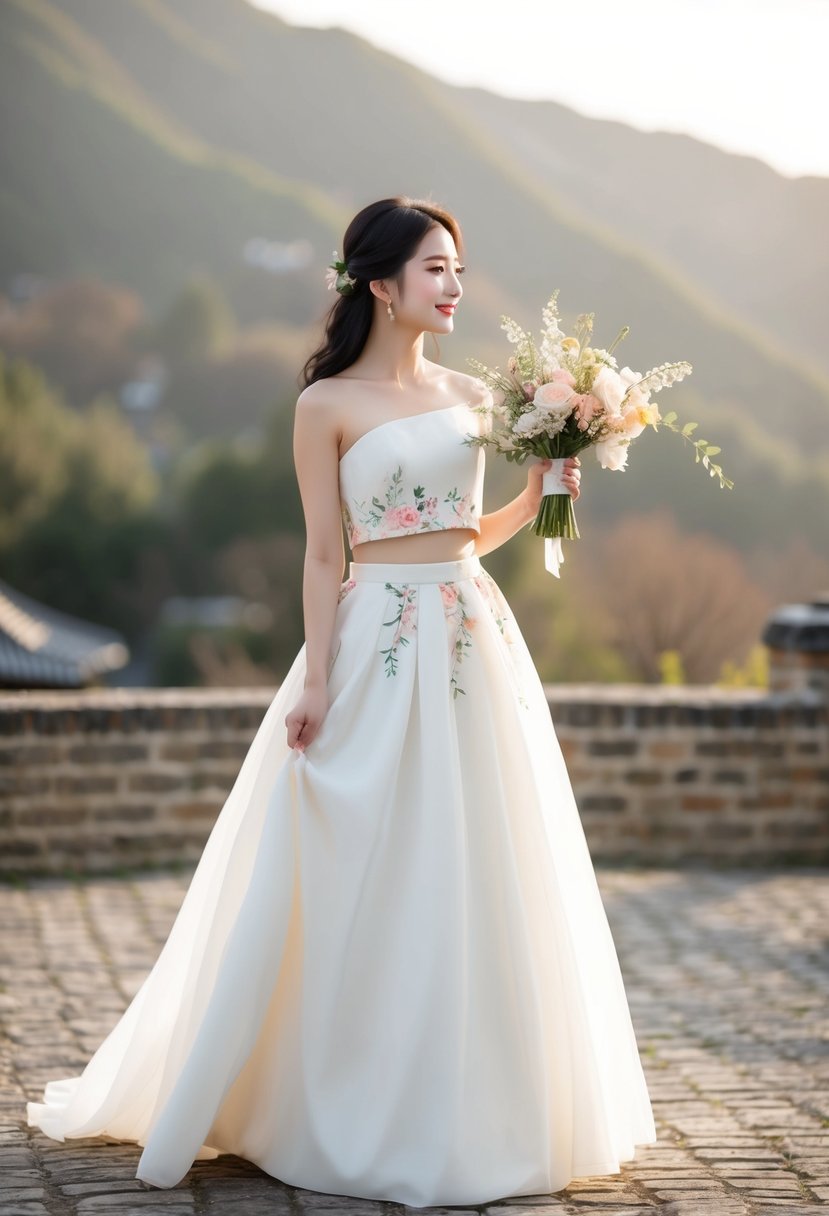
[[299, 196, 464, 388]]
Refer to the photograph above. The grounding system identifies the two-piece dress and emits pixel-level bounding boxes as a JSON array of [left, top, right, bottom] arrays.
[[26, 399, 657, 1207]]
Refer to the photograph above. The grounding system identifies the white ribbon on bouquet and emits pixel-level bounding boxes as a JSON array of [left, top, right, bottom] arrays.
[[541, 458, 570, 578]]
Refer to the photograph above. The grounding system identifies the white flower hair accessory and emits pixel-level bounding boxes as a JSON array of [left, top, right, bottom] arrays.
[[325, 249, 358, 296]]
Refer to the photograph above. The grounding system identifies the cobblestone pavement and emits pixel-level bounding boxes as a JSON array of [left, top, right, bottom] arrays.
[[1, 865, 827, 1216]]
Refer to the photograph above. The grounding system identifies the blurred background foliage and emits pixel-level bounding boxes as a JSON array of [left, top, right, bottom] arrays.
[[3, 342, 825, 687]]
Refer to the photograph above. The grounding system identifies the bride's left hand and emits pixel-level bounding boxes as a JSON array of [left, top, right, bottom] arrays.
[[523, 455, 581, 515]]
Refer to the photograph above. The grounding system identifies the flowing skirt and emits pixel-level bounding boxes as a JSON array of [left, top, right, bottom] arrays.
[[26, 554, 657, 1207]]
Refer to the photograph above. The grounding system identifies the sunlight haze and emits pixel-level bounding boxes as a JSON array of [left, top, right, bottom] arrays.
[[251, 0, 826, 180]]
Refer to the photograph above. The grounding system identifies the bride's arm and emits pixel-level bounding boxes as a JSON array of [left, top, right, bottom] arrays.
[[292, 392, 346, 689], [473, 490, 538, 557]]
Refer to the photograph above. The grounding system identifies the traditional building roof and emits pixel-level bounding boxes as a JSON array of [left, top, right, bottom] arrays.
[[0, 579, 129, 689]]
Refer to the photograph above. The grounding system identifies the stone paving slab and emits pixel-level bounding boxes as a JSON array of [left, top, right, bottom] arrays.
[[1, 865, 827, 1215]]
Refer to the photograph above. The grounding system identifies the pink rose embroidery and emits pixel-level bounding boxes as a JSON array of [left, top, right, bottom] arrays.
[[396, 505, 421, 529], [344, 464, 479, 546], [439, 582, 474, 698]]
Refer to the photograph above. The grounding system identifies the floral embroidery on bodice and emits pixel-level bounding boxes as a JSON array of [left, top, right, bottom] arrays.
[[339, 404, 485, 547]]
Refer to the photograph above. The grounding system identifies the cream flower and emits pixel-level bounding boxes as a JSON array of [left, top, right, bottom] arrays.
[[619, 398, 660, 438], [618, 411, 647, 440], [590, 366, 626, 416], [513, 407, 567, 439], [594, 435, 631, 471]]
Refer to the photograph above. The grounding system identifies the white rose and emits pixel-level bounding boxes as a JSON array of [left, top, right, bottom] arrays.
[[594, 435, 631, 471], [619, 366, 639, 387], [618, 366, 651, 412], [591, 366, 626, 417]]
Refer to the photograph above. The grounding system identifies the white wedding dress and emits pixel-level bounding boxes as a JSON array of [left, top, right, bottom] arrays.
[[27, 402, 657, 1206]]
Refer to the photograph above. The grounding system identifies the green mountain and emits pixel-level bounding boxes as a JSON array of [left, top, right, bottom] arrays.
[[452, 86, 829, 381], [1, 0, 827, 555]]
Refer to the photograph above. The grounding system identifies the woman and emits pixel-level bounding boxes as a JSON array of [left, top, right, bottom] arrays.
[[26, 196, 657, 1206]]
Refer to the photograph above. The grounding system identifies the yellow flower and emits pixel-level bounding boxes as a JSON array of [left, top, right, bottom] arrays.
[[561, 337, 580, 353]]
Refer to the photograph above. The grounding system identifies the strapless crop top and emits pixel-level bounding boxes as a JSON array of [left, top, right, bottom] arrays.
[[338, 403, 485, 547]]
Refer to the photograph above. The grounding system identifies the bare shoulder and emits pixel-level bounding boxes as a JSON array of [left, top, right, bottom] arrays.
[[442, 368, 490, 406], [294, 379, 346, 443], [449, 368, 504, 410], [296, 378, 344, 411]]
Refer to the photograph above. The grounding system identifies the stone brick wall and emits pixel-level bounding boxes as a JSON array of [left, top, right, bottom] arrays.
[[550, 685, 827, 864], [0, 686, 826, 875]]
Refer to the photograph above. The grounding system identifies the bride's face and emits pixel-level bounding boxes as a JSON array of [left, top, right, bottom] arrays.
[[392, 229, 465, 333]]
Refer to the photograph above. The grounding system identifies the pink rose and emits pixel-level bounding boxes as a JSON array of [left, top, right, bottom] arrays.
[[550, 368, 576, 387], [440, 583, 459, 607], [571, 391, 602, 430], [533, 380, 575, 411], [396, 505, 420, 529], [384, 505, 419, 529]]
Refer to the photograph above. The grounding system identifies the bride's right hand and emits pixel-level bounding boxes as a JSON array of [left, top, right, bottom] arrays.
[[285, 684, 329, 752]]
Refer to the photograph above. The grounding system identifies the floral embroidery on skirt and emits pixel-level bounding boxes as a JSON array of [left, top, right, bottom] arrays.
[[472, 571, 527, 708], [345, 572, 527, 700], [380, 582, 418, 677], [439, 582, 476, 699]]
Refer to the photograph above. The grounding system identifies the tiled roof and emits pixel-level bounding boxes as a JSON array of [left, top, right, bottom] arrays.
[[0, 579, 129, 689], [762, 594, 829, 653]]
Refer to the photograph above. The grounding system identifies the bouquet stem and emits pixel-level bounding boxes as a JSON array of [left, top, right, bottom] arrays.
[[528, 461, 580, 578], [531, 459, 581, 540], [531, 491, 580, 540]]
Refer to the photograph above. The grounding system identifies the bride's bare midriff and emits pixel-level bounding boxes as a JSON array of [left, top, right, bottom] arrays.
[[351, 530, 478, 564]]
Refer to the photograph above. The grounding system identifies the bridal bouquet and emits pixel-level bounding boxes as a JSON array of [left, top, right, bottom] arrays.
[[465, 289, 733, 577]]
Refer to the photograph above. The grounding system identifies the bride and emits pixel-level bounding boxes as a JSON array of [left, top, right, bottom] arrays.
[[27, 194, 657, 1207]]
